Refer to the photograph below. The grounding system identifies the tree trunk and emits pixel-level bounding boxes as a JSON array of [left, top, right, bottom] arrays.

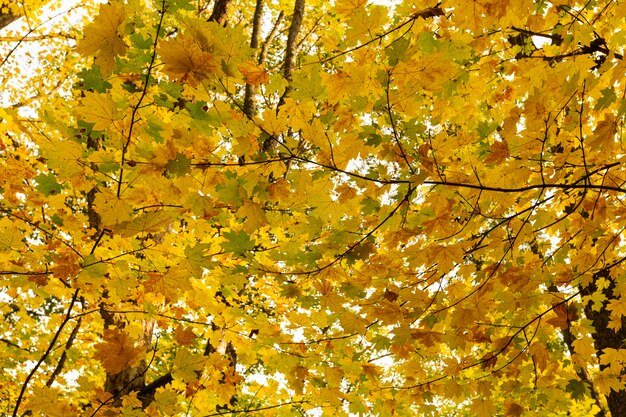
[[582, 268, 626, 416], [0, 8, 18, 30], [208, 0, 232, 26]]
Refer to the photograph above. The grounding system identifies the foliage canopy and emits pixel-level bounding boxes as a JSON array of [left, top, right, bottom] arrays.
[[1, 0, 626, 416]]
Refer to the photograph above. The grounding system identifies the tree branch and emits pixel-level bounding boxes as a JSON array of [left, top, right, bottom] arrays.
[[207, 0, 232, 26], [46, 317, 82, 387], [12, 289, 80, 417], [243, 0, 264, 117], [280, 0, 305, 101], [259, 11, 284, 65]]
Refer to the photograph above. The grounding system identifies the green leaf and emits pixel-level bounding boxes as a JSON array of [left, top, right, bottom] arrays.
[[78, 254, 109, 287], [565, 379, 587, 400], [184, 243, 214, 274], [130, 32, 153, 49], [221, 230, 254, 256], [385, 35, 411, 65], [595, 87, 617, 111], [166, 152, 191, 177], [76, 66, 112, 93], [35, 173, 63, 196]]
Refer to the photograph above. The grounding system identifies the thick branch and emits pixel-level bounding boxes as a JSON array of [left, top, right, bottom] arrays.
[[258, 11, 283, 65], [581, 268, 626, 416], [548, 286, 608, 417], [0, 8, 18, 31], [12, 289, 80, 417], [243, 0, 264, 117], [208, 0, 232, 26], [46, 317, 82, 387], [282, 0, 305, 86], [138, 373, 173, 407]]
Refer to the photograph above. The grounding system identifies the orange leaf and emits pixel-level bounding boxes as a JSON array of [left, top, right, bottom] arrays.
[[239, 62, 269, 85], [159, 34, 216, 86], [93, 328, 143, 374]]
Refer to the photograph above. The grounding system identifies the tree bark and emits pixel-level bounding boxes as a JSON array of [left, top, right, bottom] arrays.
[[242, 0, 264, 118], [0, 8, 18, 31], [208, 0, 232, 26], [282, 0, 305, 90], [582, 268, 626, 417]]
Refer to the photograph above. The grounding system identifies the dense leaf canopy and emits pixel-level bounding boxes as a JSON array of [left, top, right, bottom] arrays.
[[1, 0, 626, 416]]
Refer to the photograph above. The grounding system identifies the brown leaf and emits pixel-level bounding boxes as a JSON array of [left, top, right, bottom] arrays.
[[484, 140, 509, 164], [174, 325, 197, 346]]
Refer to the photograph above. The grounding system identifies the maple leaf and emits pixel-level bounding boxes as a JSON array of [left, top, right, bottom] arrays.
[[173, 347, 206, 382], [470, 397, 496, 417], [75, 91, 121, 131], [158, 34, 216, 86], [144, 267, 194, 301], [173, 325, 197, 346], [76, 2, 127, 76], [0, 217, 22, 253], [238, 61, 269, 85], [26, 386, 78, 417], [221, 230, 255, 256], [113, 210, 176, 237], [587, 116, 618, 152], [93, 328, 143, 375], [565, 379, 587, 400], [546, 303, 577, 330], [594, 371, 626, 395], [152, 388, 182, 415], [504, 400, 525, 417], [93, 191, 133, 227], [40, 139, 84, 178], [484, 140, 510, 164]]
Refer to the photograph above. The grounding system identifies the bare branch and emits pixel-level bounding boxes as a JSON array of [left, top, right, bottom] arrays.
[[259, 11, 283, 65], [12, 289, 80, 417]]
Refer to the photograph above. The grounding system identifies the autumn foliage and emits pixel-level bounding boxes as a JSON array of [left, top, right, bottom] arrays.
[[2, 0, 626, 415]]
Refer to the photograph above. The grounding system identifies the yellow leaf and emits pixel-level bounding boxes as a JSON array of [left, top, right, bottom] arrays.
[[339, 310, 368, 335], [173, 347, 206, 382], [27, 386, 78, 417], [470, 397, 496, 417], [236, 199, 267, 232], [594, 370, 626, 395], [76, 2, 127, 75], [205, 351, 230, 372], [144, 267, 193, 301], [607, 297, 626, 331], [76, 91, 120, 131], [588, 116, 618, 153], [0, 217, 22, 253], [529, 342, 549, 371], [113, 210, 176, 237], [259, 108, 288, 136], [152, 388, 182, 415], [93, 190, 133, 227], [40, 139, 84, 178], [599, 348, 626, 371]]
